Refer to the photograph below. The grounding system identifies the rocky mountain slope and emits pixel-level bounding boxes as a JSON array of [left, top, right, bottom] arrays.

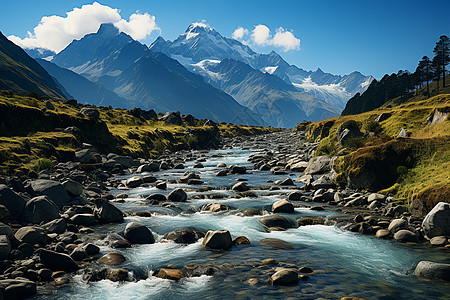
[[0, 32, 68, 98], [49, 24, 264, 126]]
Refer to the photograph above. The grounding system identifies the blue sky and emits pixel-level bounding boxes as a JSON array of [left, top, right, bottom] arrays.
[[1, 0, 449, 78]]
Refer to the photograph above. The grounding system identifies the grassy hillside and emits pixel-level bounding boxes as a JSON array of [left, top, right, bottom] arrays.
[[299, 92, 449, 216], [0, 92, 278, 177]]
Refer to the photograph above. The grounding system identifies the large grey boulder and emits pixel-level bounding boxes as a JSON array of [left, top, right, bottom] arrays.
[[80, 107, 100, 120], [303, 156, 331, 175], [422, 202, 450, 239], [124, 222, 155, 244], [393, 230, 418, 242], [167, 188, 187, 202], [259, 215, 294, 230], [269, 269, 299, 285], [39, 248, 79, 272], [14, 226, 47, 246], [24, 196, 59, 224], [0, 184, 26, 219], [93, 199, 124, 223], [164, 229, 204, 244], [63, 179, 83, 196], [0, 279, 37, 299], [388, 218, 408, 233], [42, 218, 67, 234], [414, 261, 450, 282], [232, 182, 250, 192], [0, 235, 11, 259], [202, 230, 232, 250], [29, 180, 70, 207], [272, 199, 294, 213]]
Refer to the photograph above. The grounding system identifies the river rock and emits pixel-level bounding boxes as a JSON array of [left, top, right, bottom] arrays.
[[14, 226, 47, 246], [70, 214, 95, 226], [24, 195, 59, 224], [260, 238, 294, 250], [156, 268, 185, 280], [388, 218, 408, 233], [0, 204, 11, 220], [29, 180, 70, 207], [0, 223, 12, 238], [394, 230, 418, 242], [42, 218, 67, 234], [0, 235, 11, 259], [232, 182, 249, 192], [303, 156, 331, 175], [278, 178, 295, 186], [168, 188, 187, 202], [375, 229, 391, 239], [287, 190, 303, 200], [232, 236, 250, 245], [368, 193, 385, 202], [126, 177, 144, 188], [124, 222, 155, 244], [70, 247, 88, 261], [83, 243, 100, 255], [272, 199, 294, 213], [164, 229, 204, 244], [156, 181, 167, 190], [269, 269, 299, 285], [0, 184, 26, 219], [229, 165, 246, 174], [0, 279, 37, 299], [202, 203, 229, 212], [146, 193, 167, 202], [39, 249, 79, 271], [202, 230, 232, 250], [422, 202, 450, 239], [216, 170, 228, 176], [414, 261, 450, 281], [93, 199, 124, 223], [297, 217, 325, 226], [98, 252, 127, 265], [259, 215, 294, 230], [430, 236, 448, 246], [63, 179, 83, 197]]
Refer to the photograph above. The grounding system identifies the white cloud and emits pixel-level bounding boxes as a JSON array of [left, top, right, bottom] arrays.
[[232, 24, 301, 52], [232, 27, 248, 40], [7, 2, 160, 53], [271, 27, 300, 51], [251, 25, 271, 45]]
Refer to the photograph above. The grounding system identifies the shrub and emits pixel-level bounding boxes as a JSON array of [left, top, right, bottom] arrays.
[[32, 158, 53, 172], [364, 120, 382, 134]]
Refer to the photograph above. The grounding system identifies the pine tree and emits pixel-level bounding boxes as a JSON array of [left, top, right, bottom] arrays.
[[433, 35, 450, 87], [416, 56, 432, 97], [432, 55, 441, 93]]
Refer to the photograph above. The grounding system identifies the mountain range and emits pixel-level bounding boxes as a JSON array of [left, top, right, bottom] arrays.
[[6, 22, 373, 127]]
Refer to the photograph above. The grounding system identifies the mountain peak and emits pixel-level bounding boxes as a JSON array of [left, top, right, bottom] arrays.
[[97, 23, 120, 36], [185, 22, 212, 33]]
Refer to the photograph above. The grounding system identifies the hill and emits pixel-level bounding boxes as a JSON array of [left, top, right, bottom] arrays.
[[0, 32, 67, 98], [298, 92, 449, 216]]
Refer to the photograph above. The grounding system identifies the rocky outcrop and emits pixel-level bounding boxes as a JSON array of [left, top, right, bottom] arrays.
[[422, 202, 450, 238]]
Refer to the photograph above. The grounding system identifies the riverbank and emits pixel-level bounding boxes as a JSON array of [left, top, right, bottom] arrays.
[[0, 129, 448, 299]]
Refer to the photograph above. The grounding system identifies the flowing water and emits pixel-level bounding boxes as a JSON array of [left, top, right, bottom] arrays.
[[38, 149, 450, 299]]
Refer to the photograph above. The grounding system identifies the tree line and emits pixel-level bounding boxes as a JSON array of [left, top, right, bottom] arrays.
[[342, 35, 449, 116]]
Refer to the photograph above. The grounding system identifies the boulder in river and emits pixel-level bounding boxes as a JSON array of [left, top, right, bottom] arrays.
[[0, 235, 11, 259], [422, 202, 450, 239], [98, 252, 127, 265], [202, 230, 232, 250], [259, 215, 294, 230], [14, 226, 47, 246], [260, 238, 294, 250], [0, 279, 37, 299], [303, 156, 331, 175], [93, 199, 124, 223], [39, 249, 79, 272], [414, 261, 450, 282], [272, 199, 294, 213], [269, 269, 299, 285], [393, 229, 418, 242], [63, 179, 83, 197], [168, 188, 187, 202], [202, 203, 229, 212], [0, 184, 26, 219], [126, 177, 144, 188], [387, 218, 408, 233], [156, 268, 185, 280], [232, 182, 249, 192], [24, 196, 59, 224], [29, 179, 70, 207], [164, 229, 204, 244], [124, 222, 155, 244]]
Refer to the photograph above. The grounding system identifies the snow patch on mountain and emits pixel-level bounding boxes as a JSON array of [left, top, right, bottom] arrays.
[[263, 66, 278, 74]]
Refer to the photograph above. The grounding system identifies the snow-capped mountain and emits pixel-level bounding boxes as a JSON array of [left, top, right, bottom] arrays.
[[150, 22, 374, 115], [49, 24, 265, 125]]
